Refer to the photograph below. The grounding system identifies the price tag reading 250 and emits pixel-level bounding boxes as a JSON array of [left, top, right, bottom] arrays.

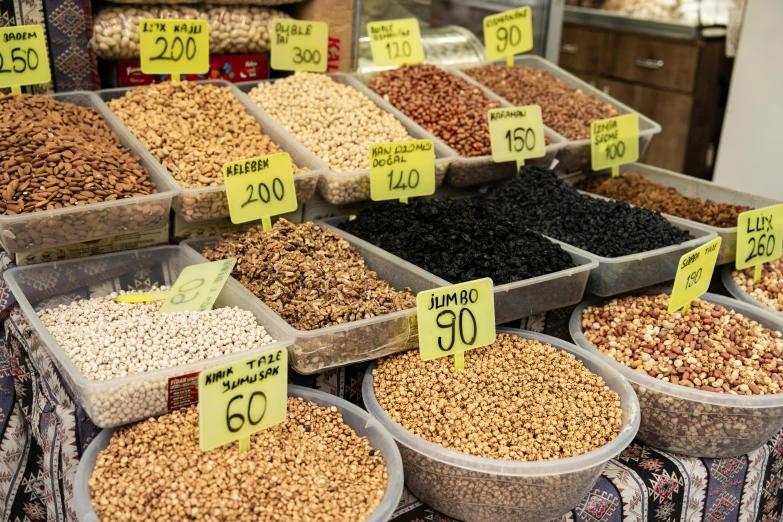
[[139, 20, 209, 76], [417, 279, 496, 369], [199, 347, 287, 452], [370, 139, 436, 204], [488, 106, 546, 165], [223, 153, 297, 228], [668, 237, 722, 314], [158, 258, 236, 314], [0, 25, 51, 92], [271, 20, 328, 73]]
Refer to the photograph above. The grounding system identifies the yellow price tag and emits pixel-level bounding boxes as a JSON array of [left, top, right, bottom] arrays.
[[0, 25, 51, 93], [668, 237, 722, 314], [158, 258, 236, 314], [370, 139, 435, 204], [590, 114, 639, 176], [484, 7, 534, 65], [735, 204, 783, 281], [139, 20, 209, 79], [366, 18, 424, 67], [416, 278, 496, 369], [113, 291, 168, 303], [488, 106, 546, 168], [223, 153, 297, 229], [199, 347, 287, 452], [270, 20, 328, 73]]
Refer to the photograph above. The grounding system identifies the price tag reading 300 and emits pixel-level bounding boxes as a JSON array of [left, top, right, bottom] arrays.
[[590, 114, 639, 176], [139, 20, 209, 77], [668, 237, 722, 314], [271, 20, 328, 73], [158, 258, 236, 314], [484, 7, 534, 64], [736, 204, 783, 281], [0, 25, 51, 92], [366, 18, 424, 67], [223, 153, 297, 228], [370, 139, 436, 203], [417, 278, 496, 370], [488, 106, 546, 165]]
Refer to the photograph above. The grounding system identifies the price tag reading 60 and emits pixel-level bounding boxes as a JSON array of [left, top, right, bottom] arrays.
[[139, 19, 209, 77], [0, 25, 51, 93], [158, 258, 236, 314], [417, 278, 496, 369], [668, 237, 722, 314], [370, 139, 436, 203]]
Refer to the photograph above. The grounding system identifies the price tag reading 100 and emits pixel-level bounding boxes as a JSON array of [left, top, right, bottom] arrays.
[[0, 25, 51, 93], [590, 113, 639, 177], [139, 20, 209, 79]]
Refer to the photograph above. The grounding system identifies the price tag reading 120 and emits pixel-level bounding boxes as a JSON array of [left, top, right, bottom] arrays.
[[668, 237, 722, 314], [484, 7, 533, 65], [199, 347, 287, 452], [223, 153, 297, 229], [271, 20, 328, 73], [139, 20, 209, 78], [0, 25, 51, 93], [370, 139, 435, 204], [590, 114, 639, 177], [735, 204, 783, 282], [488, 106, 546, 166], [158, 258, 236, 314], [366, 18, 424, 67], [417, 279, 496, 370]]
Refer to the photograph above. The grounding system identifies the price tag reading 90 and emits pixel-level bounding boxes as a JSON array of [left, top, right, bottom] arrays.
[[139, 20, 209, 77], [366, 18, 424, 67], [0, 25, 51, 92], [370, 139, 436, 204], [158, 258, 236, 314], [668, 237, 722, 314], [417, 279, 496, 370], [271, 20, 328, 73], [735, 204, 783, 281], [488, 106, 546, 166], [483, 7, 534, 64]]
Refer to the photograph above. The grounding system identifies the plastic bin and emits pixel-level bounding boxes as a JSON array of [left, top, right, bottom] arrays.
[[354, 65, 567, 188], [74, 385, 404, 522], [237, 74, 456, 205], [455, 55, 662, 174], [182, 225, 445, 374], [564, 163, 781, 265], [0, 91, 180, 254], [570, 288, 783, 457], [722, 264, 783, 318], [325, 216, 599, 324], [3, 245, 294, 428], [363, 328, 640, 522], [97, 80, 327, 223]]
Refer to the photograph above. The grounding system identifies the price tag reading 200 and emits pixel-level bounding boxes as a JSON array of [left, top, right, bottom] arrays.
[[417, 278, 496, 369], [488, 106, 546, 165], [370, 139, 436, 204], [158, 258, 236, 314], [0, 25, 51, 92], [139, 20, 209, 77], [668, 237, 722, 314], [271, 20, 328, 73], [223, 152, 297, 228]]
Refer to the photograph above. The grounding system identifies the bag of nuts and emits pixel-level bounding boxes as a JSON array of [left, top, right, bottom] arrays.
[[91, 4, 291, 60]]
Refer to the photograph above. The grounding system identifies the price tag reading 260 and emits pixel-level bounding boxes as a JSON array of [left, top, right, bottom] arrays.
[[139, 20, 209, 76], [488, 106, 546, 165], [736, 204, 783, 281], [668, 237, 722, 314], [0, 25, 51, 92], [271, 20, 328, 73], [370, 139, 436, 204], [417, 279, 496, 369], [158, 258, 236, 314], [223, 152, 297, 228]]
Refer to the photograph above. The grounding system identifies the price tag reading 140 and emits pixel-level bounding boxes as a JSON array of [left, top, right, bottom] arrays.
[[736, 204, 783, 282], [370, 139, 436, 204], [271, 20, 328, 73], [484, 7, 533, 65], [417, 279, 496, 370], [139, 20, 209, 78], [668, 237, 722, 314], [590, 114, 639, 177], [158, 258, 236, 314], [0, 25, 51, 93], [488, 106, 546, 167], [366, 18, 424, 67]]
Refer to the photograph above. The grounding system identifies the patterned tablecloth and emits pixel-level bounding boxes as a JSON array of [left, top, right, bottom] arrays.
[[0, 251, 782, 522]]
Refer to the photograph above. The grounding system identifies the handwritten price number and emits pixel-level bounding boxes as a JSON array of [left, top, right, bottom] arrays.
[[744, 234, 776, 265], [685, 268, 702, 289], [292, 46, 321, 65], [495, 25, 522, 54], [505, 127, 536, 153], [387, 169, 420, 191], [150, 36, 197, 62], [605, 142, 626, 161], [243, 177, 285, 208], [169, 276, 204, 306], [436, 289, 479, 352], [386, 40, 412, 60], [0, 47, 39, 75]]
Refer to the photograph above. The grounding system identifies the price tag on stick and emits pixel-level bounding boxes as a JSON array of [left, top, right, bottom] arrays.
[[488, 105, 546, 170], [484, 7, 533, 66], [668, 237, 722, 314], [416, 279, 496, 370], [590, 114, 639, 177], [199, 347, 288, 452], [270, 20, 328, 73], [158, 258, 236, 314], [0, 25, 51, 94], [735, 204, 783, 282], [370, 139, 436, 204], [223, 153, 298, 229], [139, 19, 209, 82], [367, 18, 424, 67]]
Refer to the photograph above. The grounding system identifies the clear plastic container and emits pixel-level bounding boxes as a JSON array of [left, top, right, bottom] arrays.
[[363, 328, 640, 522], [454, 55, 662, 175], [324, 216, 599, 324], [0, 91, 180, 254], [73, 385, 404, 522], [2, 245, 294, 428], [182, 225, 446, 374], [97, 80, 327, 223], [722, 264, 783, 318], [565, 163, 781, 265], [237, 74, 457, 205], [570, 288, 783, 457]]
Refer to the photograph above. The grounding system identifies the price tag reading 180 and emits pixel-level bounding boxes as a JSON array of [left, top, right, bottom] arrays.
[[736, 204, 783, 280], [590, 114, 639, 176], [0, 25, 51, 92], [199, 347, 287, 452], [366, 18, 424, 67], [158, 258, 236, 314], [139, 20, 209, 76], [668, 237, 722, 314], [488, 106, 546, 165], [370, 139, 435, 204], [223, 153, 297, 228], [271, 20, 328, 73], [417, 279, 496, 369], [484, 7, 534, 64]]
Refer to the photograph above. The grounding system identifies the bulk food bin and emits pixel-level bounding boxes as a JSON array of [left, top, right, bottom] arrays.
[[354, 66, 567, 188], [565, 163, 781, 265], [570, 288, 783, 457], [453, 55, 662, 175], [363, 329, 640, 522], [3, 245, 294, 428], [97, 80, 327, 223], [237, 74, 456, 206], [0, 91, 180, 254], [74, 385, 404, 522], [183, 227, 445, 374], [723, 264, 783, 318], [324, 216, 598, 324]]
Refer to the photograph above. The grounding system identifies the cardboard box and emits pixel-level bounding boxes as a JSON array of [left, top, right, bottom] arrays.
[[291, 0, 355, 72]]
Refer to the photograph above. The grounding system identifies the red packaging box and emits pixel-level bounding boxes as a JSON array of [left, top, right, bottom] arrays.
[[114, 53, 269, 87]]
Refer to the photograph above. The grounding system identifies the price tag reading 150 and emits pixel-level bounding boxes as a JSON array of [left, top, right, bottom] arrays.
[[484, 7, 534, 65], [366, 18, 424, 67], [370, 139, 436, 204], [668, 237, 722, 314], [590, 114, 639, 177], [735, 204, 783, 281], [488, 106, 546, 166], [417, 278, 496, 370], [158, 258, 236, 314], [0, 25, 51, 93], [271, 20, 328, 73], [139, 19, 209, 77]]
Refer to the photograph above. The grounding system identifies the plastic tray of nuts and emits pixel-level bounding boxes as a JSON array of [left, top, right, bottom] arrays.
[[570, 288, 783, 458], [0, 91, 180, 254], [2, 245, 294, 428], [324, 215, 599, 324], [73, 385, 404, 522], [363, 328, 640, 522], [182, 226, 445, 374], [97, 79, 327, 223], [453, 55, 661, 174], [564, 163, 781, 266], [236, 74, 456, 206], [722, 264, 783, 318]]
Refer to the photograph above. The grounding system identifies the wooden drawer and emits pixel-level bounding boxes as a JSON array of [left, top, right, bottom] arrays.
[[606, 33, 700, 93], [559, 24, 608, 74]]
